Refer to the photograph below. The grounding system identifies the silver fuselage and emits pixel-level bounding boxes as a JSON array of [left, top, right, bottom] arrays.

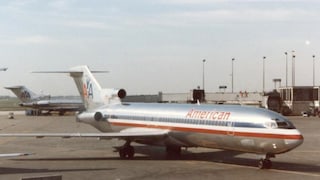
[[78, 103, 303, 155]]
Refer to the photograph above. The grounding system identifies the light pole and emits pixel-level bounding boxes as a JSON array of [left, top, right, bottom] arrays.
[[285, 52, 288, 87], [292, 51, 295, 87], [263, 56, 266, 93], [232, 58, 235, 93], [313, 55, 316, 87], [202, 59, 206, 90]]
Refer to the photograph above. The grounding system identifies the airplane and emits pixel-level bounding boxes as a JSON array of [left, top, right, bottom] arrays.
[[0, 65, 303, 169], [5, 86, 84, 115], [0, 68, 33, 157]]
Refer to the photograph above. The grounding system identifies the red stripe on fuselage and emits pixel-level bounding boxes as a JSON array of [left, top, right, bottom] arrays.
[[110, 121, 303, 140]]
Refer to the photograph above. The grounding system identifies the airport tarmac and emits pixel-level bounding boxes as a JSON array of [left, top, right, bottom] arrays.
[[0, 113, 318, 180]]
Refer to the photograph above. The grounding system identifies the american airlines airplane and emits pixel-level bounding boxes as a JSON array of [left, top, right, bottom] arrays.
[[0, 68, 32, 157], [5, 86, 84, 115], [0, 65, 303, 169]]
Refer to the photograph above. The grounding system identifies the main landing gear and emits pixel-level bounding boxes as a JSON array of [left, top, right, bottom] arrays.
[[258, 154, 275, 169], [116, 144, 274, 169], [118, 141, 135, 159], [116, 142, 182, 160]]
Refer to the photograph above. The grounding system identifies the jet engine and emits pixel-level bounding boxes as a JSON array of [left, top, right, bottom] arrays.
[[76, 111, 113, 132], [116, 89, 127, 99], [76, 111, 106, 123], [101, 88, 126, 99]]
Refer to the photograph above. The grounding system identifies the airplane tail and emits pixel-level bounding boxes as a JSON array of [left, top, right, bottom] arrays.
[[5, 86, 44, 103], [69, 66, 126, 110]]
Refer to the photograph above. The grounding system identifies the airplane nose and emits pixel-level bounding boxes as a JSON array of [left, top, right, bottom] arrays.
[[285, 134, 304, 149]]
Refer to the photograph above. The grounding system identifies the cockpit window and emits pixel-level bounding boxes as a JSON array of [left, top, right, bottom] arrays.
[[273, 118, 296, 129], [264, 121, 278, 129]]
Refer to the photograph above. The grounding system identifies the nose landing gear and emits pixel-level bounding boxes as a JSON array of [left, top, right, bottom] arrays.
[[258, 154, 275, 169], [258, 159, 272, 169]]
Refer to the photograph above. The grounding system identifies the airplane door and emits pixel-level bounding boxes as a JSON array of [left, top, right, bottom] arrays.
[[227, 121, 234, 136]]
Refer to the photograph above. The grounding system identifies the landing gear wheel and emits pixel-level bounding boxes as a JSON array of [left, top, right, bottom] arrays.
[[119, 145, 135, 159], [258, 159, 272, 169]]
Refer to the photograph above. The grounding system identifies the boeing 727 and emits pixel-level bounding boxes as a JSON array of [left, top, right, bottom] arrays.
[[0, 65, 303, 169], [5, 86, 84, 115]]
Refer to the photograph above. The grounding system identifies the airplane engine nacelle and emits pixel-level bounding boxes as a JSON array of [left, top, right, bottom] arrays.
[[76, 112, 106, 123], [117, 89, 127, 99], [76, 111, 113, 132], [37, 100, 49, 105], [20, 102, 34, 107], [93, 112, 104, 121], [102, 88, 127, 99]]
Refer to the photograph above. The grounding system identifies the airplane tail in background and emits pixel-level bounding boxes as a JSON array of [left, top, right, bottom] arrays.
[[69, 66, 126, 110], [5, 86, 43, 102]]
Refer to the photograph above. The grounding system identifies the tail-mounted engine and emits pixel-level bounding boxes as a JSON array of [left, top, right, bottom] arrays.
[[100, 88, 126, 104], [76, 111, 106, 123], [116, 89, 126, 99], [76, 111, 113, 132], [101, 88, 126, 99]]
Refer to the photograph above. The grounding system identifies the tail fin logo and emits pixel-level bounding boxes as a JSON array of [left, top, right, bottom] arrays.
[[82, 78, 94, 99], [20, 90, 31, 100]]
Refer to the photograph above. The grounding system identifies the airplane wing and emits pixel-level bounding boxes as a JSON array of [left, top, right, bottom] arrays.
[[0, 153, 32, 157], [0, 128, 169, 140]]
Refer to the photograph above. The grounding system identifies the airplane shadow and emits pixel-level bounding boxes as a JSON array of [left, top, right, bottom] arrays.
[[135, 146, 320, 173], [12, 146, 320, 174]]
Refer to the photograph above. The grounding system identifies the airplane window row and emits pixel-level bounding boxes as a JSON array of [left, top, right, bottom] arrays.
[[109, 115, 265, 128]]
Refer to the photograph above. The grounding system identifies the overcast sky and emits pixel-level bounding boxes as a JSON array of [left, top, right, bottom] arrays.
[[0, 0, 319, 96]]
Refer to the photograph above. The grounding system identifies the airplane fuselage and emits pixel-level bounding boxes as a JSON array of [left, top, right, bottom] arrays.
[[21, 99, 84, 111], [78, 103, 303, 155]]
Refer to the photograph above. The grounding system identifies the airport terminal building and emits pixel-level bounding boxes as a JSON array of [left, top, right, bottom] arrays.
[[124, 87, 319, 116], [123, 89, 265, 108]]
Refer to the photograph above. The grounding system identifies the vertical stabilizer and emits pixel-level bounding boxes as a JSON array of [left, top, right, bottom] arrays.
[[31, 65, 124, 111], [69, 66, 123, 110], [5, 86, 41, 102]]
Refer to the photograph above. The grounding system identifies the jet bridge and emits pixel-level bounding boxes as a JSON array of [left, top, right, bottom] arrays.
[[279, 86, 320, 116]]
